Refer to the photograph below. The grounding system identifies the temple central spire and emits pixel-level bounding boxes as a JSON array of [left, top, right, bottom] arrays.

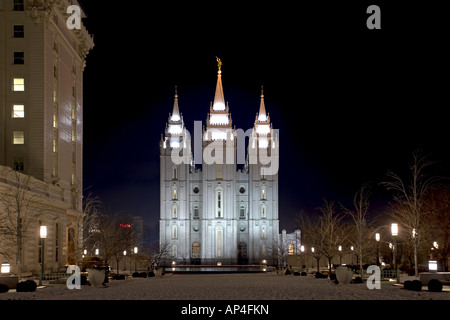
[[213, 57, 225, 111]]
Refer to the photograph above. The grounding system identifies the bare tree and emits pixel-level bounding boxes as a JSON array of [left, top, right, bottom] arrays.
[[380, 150, 437, 276], [271, 237, 288, 268], [298, 210, 324, 273], [341, 184, 371, 274], [316, 199, 350, 275], [69, 192, 105, 267], [140, 240, 172, 271], [0, 167, 49, 279], [422, 183, 450, 271], [87, 212, 136, 272]]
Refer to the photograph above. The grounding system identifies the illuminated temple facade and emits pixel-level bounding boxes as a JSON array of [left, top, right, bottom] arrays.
[[160, 61, 281, 265]]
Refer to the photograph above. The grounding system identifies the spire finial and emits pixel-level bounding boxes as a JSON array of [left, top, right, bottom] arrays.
[[216, 56, 223, 75], [170, 86, 180, 121], [257, 85, 267, 122]]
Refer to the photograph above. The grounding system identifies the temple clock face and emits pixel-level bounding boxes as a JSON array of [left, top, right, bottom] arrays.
[[193, 186, 200, 194], [239, 186, 245, 194]]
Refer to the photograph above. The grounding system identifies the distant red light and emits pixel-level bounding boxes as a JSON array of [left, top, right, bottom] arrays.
[[120, 223, 131, 228]]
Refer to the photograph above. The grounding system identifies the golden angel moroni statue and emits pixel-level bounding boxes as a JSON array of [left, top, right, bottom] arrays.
[[216, 56, 223, 73]]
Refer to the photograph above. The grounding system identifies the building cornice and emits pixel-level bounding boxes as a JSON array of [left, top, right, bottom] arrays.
[[25, 0, 94, 65]]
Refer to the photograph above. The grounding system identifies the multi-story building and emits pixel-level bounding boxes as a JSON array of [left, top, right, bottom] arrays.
[[160, 60, 281, 265], [0, 0, 93, 276]]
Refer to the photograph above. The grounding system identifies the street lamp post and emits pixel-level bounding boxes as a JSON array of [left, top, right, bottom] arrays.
[[300, 245, 305, 272], [391, 223, 399, 283], [123, 250, 127, 273], [350, 246, 354, 265], [134, 247, 138, 272], [338, 245, 342, 265], [39, 226, 47, 286], [375, 233, 380, 266]]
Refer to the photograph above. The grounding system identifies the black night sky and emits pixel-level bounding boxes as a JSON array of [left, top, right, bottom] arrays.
[[78, 1, 448, 237]]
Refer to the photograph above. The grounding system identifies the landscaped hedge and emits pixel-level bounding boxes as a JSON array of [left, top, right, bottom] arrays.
[[112, 274, 126, 280], [0, 283, 9, 293], [404, 280, 422, 291], [132, 272, 148, 278], [427, 279, 443, 292], [16, 280, 37, 292]]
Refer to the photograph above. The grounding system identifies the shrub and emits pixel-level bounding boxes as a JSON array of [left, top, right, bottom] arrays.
[[293, 272, 300, 276], [0, 283, 9, 293], [404, 280, 412, 290], [315, 272, 327, 279], [112, 274, 125, 280], [353, 277, 363, 284], [148, 271, 155, 277], [329, 273, 336, 281], [16, 280, 37, 292], [404, 280, 422, 291], [285, 269, 291, 275], [427, 279, 443, 292], [410, 280, 422, 291], [301, 272, 307, 276], [132, 272, 148, 278]]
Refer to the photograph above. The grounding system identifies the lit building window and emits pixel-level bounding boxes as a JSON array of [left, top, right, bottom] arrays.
[[13, 78, 25, 91], [288, 244, 294, 255], [53, 138, 57, 152], [261, 187, 266, 200], [173, 188, 177, 200], [172, 226, 177, 239], [262, 226, 266, 239], [13, 131, 24, 144], [261, 205, 267, 219], [12, 105, 25, 118], [172, 206, 177, 219]]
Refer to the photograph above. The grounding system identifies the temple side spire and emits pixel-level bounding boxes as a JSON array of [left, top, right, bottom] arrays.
[[171, 86, 180, 121], [258, 86, 267, 121]]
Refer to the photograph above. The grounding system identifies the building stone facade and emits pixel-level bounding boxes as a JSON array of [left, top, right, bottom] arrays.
[[0, 0, 93, 276]]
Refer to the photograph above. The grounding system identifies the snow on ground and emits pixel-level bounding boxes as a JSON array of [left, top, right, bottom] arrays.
[[1, 273, 449, 300]]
